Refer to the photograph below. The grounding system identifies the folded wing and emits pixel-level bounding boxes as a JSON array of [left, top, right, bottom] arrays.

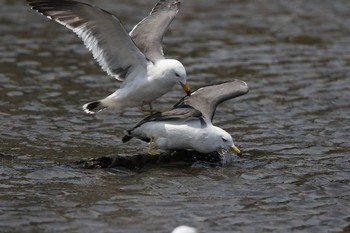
[[133, 107, 203, 130], [122, 106, 202, 143]]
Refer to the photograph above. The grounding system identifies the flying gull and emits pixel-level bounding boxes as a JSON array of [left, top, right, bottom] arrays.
[[122, 80, 249, 155], [27, 0, 191, 114]]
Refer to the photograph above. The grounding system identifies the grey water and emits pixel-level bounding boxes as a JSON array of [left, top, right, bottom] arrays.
[[1, 0, 350, 232]]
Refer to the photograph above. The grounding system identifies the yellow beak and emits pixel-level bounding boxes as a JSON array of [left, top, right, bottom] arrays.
[[231, 146, 242, 157], [180, 83, 191, 96]]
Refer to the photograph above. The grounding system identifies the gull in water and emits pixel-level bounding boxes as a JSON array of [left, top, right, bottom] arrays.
[[27, 0, 191, 114], [122, 80, 249, 155]]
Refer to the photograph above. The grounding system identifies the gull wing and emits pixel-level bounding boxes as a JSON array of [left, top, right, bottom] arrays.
[[129, 0, 182, 62], [173, 80, 249, 122], [122, 105, 202, 143], [133, 107, 203, 130], [27, 0, 147, 80], [122, 107, 203, 143]]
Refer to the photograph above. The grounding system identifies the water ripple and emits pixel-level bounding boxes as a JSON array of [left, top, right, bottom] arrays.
[[1, 0, 350, 232]]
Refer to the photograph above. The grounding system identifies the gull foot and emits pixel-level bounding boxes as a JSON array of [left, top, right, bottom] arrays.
[[147, 137, 160, 155]]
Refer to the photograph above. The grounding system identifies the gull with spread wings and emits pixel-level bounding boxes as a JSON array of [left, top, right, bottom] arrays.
[[122, 80, 249, 155], [27, 0, 191, 114]]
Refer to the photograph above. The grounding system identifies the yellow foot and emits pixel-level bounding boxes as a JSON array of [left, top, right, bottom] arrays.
[[148, 150, 160, 156], [147, 137, 160, 155]]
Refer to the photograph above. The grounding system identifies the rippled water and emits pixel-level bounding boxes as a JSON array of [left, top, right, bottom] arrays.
[[1, 0, 350, 232]]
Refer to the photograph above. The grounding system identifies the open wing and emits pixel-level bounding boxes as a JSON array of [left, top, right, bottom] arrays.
[[129, 0, 182, 62], [173, 80, 249, 122], [27, 0, 147, 80]]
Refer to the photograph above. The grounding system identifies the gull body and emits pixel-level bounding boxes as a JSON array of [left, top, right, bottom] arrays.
[[129, 119, 236, 154], [96, 59, 187, 111], [123, 80, 249, 155], [27, 0, 190, 114]]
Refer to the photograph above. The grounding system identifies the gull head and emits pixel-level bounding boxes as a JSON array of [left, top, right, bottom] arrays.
[[209, 127, 242, 157], [156, 59, 191, 96]]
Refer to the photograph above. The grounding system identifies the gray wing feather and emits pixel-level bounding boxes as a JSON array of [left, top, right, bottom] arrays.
[[132, 107, 202, 130], [123, 107, 202, 142], [27, 0, 147, 80], [173, 80, 249, 122], [129, 0, 182, 62]]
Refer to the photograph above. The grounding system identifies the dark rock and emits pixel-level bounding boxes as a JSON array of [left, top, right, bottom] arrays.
[[74, 150, 223, 169]]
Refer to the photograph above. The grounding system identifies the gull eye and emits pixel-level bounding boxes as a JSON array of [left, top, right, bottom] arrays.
[[175, 73, 180, 77], [222, 137, 228, 142]]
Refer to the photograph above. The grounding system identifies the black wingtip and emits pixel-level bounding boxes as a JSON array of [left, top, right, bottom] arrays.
[[122, 135, 133, 143], [83, 101, 106, 114], [87, 101, 100, 110]]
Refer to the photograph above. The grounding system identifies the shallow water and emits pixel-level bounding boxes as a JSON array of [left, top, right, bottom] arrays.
[[1, 0, 350, 232]]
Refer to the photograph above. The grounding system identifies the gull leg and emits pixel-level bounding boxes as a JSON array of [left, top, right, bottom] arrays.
[[154, 107, 172, 113], [140, 103, 170, 113], [148, 137, 160, 155], [140, 103, 154, 113]]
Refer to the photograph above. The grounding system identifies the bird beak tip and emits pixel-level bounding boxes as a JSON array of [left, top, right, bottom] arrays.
[[181, 83, 191, 96], [231, 146, 242, 157]]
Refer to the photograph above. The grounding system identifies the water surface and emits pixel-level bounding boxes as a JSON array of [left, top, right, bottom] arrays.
[[1, 0, 350, 232]]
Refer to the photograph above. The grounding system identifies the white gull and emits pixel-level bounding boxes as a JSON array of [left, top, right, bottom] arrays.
[[27, 0, 191, 114], [122, 80, 249, 155]]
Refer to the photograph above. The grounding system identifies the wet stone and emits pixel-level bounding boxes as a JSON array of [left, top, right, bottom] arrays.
[[74, 151, 223, 169]]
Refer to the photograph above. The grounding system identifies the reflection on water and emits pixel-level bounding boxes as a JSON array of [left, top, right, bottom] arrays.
[[1, 0, 350, 232]]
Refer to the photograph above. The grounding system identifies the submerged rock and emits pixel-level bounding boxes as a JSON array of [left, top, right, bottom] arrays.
[[75, 150, 222, 169]]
